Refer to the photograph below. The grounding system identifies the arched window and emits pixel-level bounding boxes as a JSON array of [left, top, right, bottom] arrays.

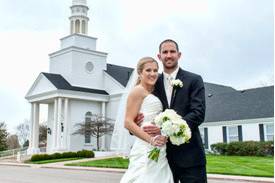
[[81, 20, 86, 34], [84, 112, 92, 143], [85, 112, 92, 121], [75, 19, 80, 33]]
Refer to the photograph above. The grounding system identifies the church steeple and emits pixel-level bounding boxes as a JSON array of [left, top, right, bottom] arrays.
[[69, 0, 89, 35]]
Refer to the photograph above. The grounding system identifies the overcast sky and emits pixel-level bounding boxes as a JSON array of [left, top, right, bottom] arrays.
[[0, 0, 273, 133]]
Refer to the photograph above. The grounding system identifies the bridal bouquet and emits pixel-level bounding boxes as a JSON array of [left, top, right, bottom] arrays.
[[148, 109, 191, 162]]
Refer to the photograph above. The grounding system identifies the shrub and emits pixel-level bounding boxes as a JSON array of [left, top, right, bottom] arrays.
[[51, 152, 62, 159], [257, 141, 274, 156], [211, 142, 228, 155], [30, 150, 94, 161], [77, 150, 95, 158], [31, 154, 50, 161], [211, 141, 274, 156], [62, 152, 77, 158]]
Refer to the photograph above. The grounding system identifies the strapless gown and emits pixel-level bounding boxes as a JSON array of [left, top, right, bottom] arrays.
[[120, 94, 174, 183]]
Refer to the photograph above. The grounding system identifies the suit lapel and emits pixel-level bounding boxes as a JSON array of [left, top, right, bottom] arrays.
[[158, 73, 169, 109], [170, 68, 184, 108]]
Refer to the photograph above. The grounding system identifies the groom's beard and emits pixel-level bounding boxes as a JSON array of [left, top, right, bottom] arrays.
[[163, 61, 178, 70]]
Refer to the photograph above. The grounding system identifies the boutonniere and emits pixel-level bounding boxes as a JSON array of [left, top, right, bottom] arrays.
[[171, 79, 183, 88]]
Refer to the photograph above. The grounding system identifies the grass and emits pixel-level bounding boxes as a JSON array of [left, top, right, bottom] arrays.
[[25, 157, 83, 164], [206, 155, 274, 177], [66, 157, 129, 168], [66, 155, 274, 177]]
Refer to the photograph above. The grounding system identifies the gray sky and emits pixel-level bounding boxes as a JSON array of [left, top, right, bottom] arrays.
[[0, 0, 273, 133]]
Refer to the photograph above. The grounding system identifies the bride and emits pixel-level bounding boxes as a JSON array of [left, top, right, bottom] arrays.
[[119, 57, 174, 183]]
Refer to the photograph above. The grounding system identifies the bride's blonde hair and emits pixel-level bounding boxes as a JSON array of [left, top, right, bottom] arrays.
[[135, 57, 158, 85]]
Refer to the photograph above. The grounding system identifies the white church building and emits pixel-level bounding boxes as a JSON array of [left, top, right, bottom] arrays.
[[25, 0, 133, 154], [25, 0, 274, 155]]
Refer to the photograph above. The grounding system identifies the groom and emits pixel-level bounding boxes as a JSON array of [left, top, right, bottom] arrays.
[[140, 39, 207, 183]]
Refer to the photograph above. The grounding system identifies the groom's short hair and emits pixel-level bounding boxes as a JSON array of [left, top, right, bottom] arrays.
[[159, 39, 179, 52]]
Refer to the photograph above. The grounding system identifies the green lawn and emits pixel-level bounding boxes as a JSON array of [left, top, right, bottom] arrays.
[[66, 157, 129, 168], [26, 157, 83, 164], [207, 155, 273, 177], [66, 155, 274, 177]]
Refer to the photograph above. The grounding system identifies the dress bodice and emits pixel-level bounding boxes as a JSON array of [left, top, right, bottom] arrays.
[[140, 94, 163, 127], [121, 95, 174, 183]]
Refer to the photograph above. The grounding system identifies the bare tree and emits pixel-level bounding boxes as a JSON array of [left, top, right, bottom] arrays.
[[0, 122, 8, 151], [73, 114, 114, 151], [16, 119, 30, 146], [39, 122, 47, 147], [7, 134, 20, 149], [258, 74, 274, 87]]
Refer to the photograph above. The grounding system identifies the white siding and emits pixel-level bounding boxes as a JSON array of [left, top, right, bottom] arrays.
[[27, 75, 56, 96], [69, 99, 101, 151], [242, 123, 260, 141], [208, 126, 223, 146], [104, 73, 125, 95]]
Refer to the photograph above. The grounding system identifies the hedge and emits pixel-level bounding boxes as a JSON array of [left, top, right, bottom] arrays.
[[211, 141, 274, 156], [31, 150, 95, 161]]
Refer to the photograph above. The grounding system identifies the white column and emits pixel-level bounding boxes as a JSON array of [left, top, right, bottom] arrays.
[[101, 102, 106, 150], [33, 103, 40, 149], [102, 102, 106, 117], [79, 19, 83, 34], [27, 103, 40, 155], [27, 103, 34, 154], [57, 97, 63, 150], [52, 98, 58, 151], [63, 98, 69, 150], [85, 20, 88, 34]]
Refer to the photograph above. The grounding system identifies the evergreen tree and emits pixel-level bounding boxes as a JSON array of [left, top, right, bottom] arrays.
[[0, 122, 8, 151]]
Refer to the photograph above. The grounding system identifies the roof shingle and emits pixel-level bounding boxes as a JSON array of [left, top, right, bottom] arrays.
[[42, 72, 109, 95]]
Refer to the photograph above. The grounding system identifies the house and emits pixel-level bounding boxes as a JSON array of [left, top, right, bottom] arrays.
[[200, 83, 274, 150]]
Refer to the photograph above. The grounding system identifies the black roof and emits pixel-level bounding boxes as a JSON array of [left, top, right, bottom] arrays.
[[42, 72, 109, 95], [204, 82, 236, 96], [42, 66, 274, 123], [105, 64, 134, 87], [205, 86, 274, 122]]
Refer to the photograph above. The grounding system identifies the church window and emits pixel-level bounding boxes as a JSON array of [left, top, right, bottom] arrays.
[[84, 112, 92, 144], [85, 62, 94, 73], [265, 123, 274, 141], [75, 19, 80, 33], [199, 127, 208, 149], [228, 126, 238, 142]]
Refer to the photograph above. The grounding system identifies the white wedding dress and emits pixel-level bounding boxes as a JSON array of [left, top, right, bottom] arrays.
[[120, 94, 174, 183]]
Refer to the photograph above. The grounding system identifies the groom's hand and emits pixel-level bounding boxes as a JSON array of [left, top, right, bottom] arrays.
[[143, 125, 161, 137], [134, 113, 144, 126]]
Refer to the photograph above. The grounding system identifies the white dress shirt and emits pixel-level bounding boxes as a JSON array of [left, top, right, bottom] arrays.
[[163, 66, 179, 107]]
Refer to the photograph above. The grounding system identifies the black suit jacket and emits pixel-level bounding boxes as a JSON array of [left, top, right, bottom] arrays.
[[153, 68, 206, 168]]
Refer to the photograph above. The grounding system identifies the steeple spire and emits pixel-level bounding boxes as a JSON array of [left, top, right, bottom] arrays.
[[69, 0, 89, 35]]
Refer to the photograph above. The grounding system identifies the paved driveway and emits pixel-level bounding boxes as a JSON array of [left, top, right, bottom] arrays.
[[0, 165, 263, 183]]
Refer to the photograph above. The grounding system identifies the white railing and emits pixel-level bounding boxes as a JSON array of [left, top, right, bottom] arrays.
[[0, 147, 28, 159]]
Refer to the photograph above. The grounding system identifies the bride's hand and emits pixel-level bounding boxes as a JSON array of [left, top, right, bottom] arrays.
[[150, 135, 168, 147]]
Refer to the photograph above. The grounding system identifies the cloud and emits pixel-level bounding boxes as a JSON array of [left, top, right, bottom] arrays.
[[0, 0, 273, 133]]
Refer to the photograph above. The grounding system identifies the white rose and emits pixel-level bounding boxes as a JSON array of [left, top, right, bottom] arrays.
[[171, 79, 183, 87], [161, 121, 174, 136], [170, 136, 185, 146]]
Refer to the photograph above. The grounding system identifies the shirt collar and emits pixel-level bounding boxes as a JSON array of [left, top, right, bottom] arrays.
[[163, 66, 179, 80]]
